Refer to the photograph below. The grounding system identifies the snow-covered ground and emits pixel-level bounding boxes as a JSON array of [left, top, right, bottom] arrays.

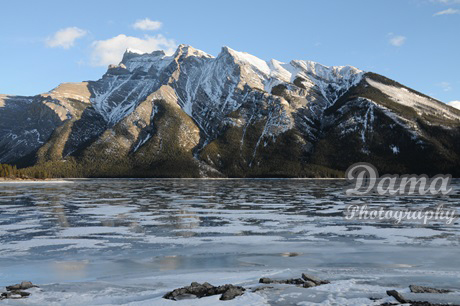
[[0, 179, 459, 305]]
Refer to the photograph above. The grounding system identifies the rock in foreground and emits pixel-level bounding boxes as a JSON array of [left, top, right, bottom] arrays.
[[386, 288, 455, 306], [409, 285, 452, 294], [386, 290, 409, 304], [1, 281, 38, 300], [301, 273, 331, 285], [6, 281, 37, 291], [259, 273, 330, 288], [163, 282, 245, 301]]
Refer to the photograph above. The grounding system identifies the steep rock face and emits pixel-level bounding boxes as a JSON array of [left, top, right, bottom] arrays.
[[0, 82, 93, 165], [89, 51, 168, 126], [80, 85, 201, 177], [1, 45, 459, 177], [315, 73, 460, 176]]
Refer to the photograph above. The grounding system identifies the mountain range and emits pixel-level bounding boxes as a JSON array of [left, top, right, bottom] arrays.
[[1, 45, 459, 177]]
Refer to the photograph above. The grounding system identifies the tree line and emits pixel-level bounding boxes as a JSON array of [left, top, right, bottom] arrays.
[[0, 163, 51, 179]]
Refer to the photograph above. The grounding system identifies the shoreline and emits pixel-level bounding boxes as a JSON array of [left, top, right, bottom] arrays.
[[1, 274, 458, 305], [0, 177, 347, 182]]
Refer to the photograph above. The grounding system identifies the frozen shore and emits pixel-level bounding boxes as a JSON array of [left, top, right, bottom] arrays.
[[1, 179, 459, 305], [2, 272, 459, 305]]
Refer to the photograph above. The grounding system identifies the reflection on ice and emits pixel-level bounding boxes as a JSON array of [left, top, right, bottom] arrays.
[[52, 260, 90, 281], [0, 179, 459, 256], [0, 179, 459, 304]]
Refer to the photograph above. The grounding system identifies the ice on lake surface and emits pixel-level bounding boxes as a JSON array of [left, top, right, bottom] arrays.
[[0, 179, 459, 305]]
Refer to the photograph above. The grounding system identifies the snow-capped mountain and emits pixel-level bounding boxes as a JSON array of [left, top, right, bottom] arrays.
[[1, 45, 459, 177]]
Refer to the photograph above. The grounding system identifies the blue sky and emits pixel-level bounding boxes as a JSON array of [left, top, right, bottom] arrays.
[[0, 0, 459, 104]]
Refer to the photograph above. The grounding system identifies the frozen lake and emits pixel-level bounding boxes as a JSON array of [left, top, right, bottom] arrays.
[[0, 179, 459, 305]]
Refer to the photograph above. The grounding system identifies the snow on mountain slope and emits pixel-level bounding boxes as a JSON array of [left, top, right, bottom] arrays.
[[173, 46, 363, 142], [85, 45, 365, 138], [292, 61, 364, 104], [0, 83, 94, 164], [218, 47, 364, 104], [121, 50, 175, 73], [332, 97, 419, 149], [366, 77, 460, 121], [89, 45, 214, 126]]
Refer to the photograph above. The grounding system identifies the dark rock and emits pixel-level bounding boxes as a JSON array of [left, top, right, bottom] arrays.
[[174, 293, 197, 300], [188, 282, 212, 298], [260, 274, 330, 288], [259, 277, 305, 285], [163, 288, 186, 300], [6, 281, 37, 291], [301, 273, 330, 285], [20, 281, 35, 289], [384, 288, 456, 306], [409, 285, 451, 294], [216, 284, 245, 295], [220, 287, 245, 300], [11, 291, 31, 297], [259, 278, 275, 284], [6, 284, 21, 291], [386, 290, 409, 304], [252, 286, 274, 292], [1, 291, 30, 299], [163, 282, 245, 301], [285, 278, 305, 285], [202, 282, 214, 290], [303, 281, 317, 288]]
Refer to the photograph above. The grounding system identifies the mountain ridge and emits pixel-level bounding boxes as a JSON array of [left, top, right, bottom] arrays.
[[1, 45, 459, 178]]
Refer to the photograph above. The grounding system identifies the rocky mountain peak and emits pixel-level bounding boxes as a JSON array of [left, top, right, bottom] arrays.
[[173, 44, 213, 60]]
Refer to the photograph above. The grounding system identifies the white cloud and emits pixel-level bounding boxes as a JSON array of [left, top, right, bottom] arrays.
[[388, 35, 407, 47], [431, 0, 460, 4], [133, 18, 162, 31], [90, 34, 176, 66], [434, 8, 460, 15], [438, 81, 452, 91], [447, 100, 460, 109], [46, 27, 87, 49]]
